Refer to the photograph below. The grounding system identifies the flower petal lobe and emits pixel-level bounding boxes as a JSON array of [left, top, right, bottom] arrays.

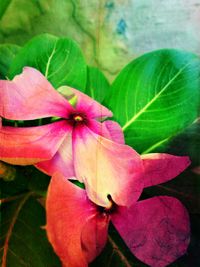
[[0, 121, 69, 165], [0, 67, 73, 120], [141, 153, 191, 187], [73, 126, 143, 207], [46, 173, 109, 267], [111, 196, 190, 267], [35, 134, 74, 177], [71, 88, 112, 119], [89, 120, 124, 144]]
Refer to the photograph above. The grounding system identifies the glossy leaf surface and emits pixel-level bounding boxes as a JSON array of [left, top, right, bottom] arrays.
[[9, 34, 87, 91], [106, 49, 200, 154], [85, 66, 110, 102]]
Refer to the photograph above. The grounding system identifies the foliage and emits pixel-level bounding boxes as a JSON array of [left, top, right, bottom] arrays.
[[0, 35, 200, 266]]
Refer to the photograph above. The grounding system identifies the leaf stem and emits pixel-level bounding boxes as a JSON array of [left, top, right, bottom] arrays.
[[108, 235, 132, 267], [2, 192, 32, 267], [0, 194, 25, 205]]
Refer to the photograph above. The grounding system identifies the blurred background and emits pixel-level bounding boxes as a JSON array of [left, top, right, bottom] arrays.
[[0, 0, 200, 81]]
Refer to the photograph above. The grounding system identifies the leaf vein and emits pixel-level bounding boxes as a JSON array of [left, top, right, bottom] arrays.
[[122, 62, 192, 131]]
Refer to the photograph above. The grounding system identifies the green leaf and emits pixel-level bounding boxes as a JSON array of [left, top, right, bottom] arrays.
[[0, 44, 20, 79], [0, 0, 11, 20], [9, 33, 87, 91], [85, 66, 110, 102], [0, 194, 61, 266], [106, 49, 200, 154], [164, 120, 200, 167], [1, 165, 50, 198], [27, 166, 51, 197], [0, 166, 29, 198]]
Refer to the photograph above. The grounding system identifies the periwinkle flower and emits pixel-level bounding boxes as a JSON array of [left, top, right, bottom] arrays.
[[46, 172, 190, 267]]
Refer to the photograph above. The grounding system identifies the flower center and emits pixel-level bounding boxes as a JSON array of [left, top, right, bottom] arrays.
[[73, 115, 83, 122], [68, 112, 87, 127], [98, 195, 117, 215]]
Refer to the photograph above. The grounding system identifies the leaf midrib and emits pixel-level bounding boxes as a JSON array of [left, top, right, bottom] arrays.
[[45, 42, 57, 78], [122, 62, 191, 131]]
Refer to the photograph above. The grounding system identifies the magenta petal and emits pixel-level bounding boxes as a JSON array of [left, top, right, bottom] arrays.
[[111, 196, 190, 267], [71, 88, 112, 119], [89, 120, 124, 144], [35, 134, 75, 177], [46, 173, 109, 267], [73, 126, 143, 207], [141, 153, 191, 188], [101, 120, 125, 144], [0, 121, 69, 165], [0, 67, 74, 120]]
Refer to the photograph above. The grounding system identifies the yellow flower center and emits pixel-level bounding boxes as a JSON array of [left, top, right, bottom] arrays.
[[73, 115, 83, 122]]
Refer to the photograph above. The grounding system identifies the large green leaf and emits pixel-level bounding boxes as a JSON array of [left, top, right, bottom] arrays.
[[106, 49, 200, 154], [0, 44, 20, 79], [0, 194, 60, 266], [85, 66, 110, 102], [9, 34, 87, 91]]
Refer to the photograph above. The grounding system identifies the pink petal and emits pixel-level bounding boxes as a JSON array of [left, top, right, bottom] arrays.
[[89, 120, 124, 144], [35, 134, 75, 177], [101, 120, 124, 144], [111, 196, 190, 267], [81, 212, 109, 263], [0, 121, 69, 165], [0, 67, 74, 120], [73, 126, 143, 207], [46, 173, 109, 267], [141, 153, 191, 188], [71, 88, 112, 119]]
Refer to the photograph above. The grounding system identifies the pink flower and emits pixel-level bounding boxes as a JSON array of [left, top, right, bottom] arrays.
[[0, 67, 190, 208], [0, 67, 191, 266], [46, 172, 190, 267], [0, 67, 144, 207]]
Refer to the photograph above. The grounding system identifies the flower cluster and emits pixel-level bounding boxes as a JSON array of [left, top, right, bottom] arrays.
[[0, 67, 191, 267]]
